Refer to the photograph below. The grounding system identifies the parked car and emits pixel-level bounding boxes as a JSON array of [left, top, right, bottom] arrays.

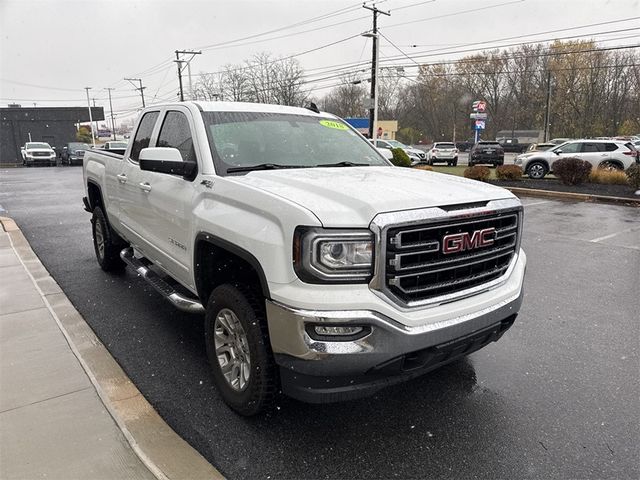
[[371, 139, 427, 163], [468, 141, 504, 167], [515, 139, 639, 179], [548, 137, 572, 145], [82, 101, 526, 415], [426, 142, 458, 166], [496, 137, 529, 153], [21, 142, 57, 167], [102, 141, 128, 153], [526, 142, 556, 152], [455, 138, 476, 152], [61, 142, 90, 165]]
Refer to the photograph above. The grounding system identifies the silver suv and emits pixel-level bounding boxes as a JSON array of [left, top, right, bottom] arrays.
[[515, 139, 638, 179]]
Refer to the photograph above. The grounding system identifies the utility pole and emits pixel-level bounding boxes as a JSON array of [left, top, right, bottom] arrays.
[[124, 78, 146, 108], [362, 3, 390, 140], [104, 88, 117, 140], [84, 87, 96, 148], [92, 98, 98, 139], [543, 70, 552, 142], [174, 50, 202, 101]]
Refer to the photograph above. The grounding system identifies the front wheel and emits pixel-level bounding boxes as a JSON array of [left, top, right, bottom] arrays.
[[205, 284, 278, 416], [91, 206, 125, 271], [452, 157, 458, 167], [527, 161, 548, 179]]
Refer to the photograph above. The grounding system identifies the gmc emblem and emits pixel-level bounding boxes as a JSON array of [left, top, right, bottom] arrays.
[[442, 228, 496, 254]]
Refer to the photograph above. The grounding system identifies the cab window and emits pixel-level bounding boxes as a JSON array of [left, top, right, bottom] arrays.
[[156, 111, 196, 163], [130, 112, 159, 161]]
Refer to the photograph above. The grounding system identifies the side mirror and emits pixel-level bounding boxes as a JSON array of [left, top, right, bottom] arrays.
[[139, 147, 196, 178], [554, 149, 562, 155], [21, 146, 25, 150], [63, 146, 68, 150]]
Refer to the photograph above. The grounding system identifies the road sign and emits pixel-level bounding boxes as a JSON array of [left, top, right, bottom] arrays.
[[474, 120, 486, 130], [470, 113, 488, 119], [472, 100, 487, 112]]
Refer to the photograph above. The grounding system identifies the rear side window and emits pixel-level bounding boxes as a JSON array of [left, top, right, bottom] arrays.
[[604, 143, 619, 152], [130, 112, 159, 161], [156, 111, 196, 163]]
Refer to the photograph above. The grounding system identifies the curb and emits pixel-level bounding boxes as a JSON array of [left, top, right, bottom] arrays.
[[0, 216, 223, 480], [502, 186, 640, 206]]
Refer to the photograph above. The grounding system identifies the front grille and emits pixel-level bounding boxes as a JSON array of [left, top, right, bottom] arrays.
[[385, 211, 519, 303], [32, 152, 51, 157]]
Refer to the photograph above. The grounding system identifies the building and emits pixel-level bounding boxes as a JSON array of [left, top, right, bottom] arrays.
[[344, 118, 398, 140], [1, 106, 105, 165]]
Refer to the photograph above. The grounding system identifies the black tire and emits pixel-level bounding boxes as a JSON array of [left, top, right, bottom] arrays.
[[205, 284, 278, 416], [599, 161, 623, 171], [527, 161, 548, 179], [91, 206, 126, 271], [468, 162, 474, 167], [453, 157, 458, 167]]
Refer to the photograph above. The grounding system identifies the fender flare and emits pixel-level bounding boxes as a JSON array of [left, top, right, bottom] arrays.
[[194, 232, 271, 300]]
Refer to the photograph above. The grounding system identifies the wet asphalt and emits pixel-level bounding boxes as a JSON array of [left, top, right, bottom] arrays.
[[1, 166, 638, 480]]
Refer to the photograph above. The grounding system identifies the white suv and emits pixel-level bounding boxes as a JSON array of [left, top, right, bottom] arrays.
[[515, 139, 638, 179], [426, 142, 459, 166]]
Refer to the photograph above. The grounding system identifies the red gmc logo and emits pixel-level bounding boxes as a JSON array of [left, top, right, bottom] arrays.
[[442, 228, 496, 254]]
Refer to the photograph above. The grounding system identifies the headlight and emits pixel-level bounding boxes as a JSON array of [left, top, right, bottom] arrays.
[[293, 227, 373, 283]]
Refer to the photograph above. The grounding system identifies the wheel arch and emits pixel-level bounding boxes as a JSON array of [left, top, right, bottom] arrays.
[[194, 233, 271, 303], [526, 157, 550, 172], [598, 159, 624, 170], [86, 180, 104, 210]]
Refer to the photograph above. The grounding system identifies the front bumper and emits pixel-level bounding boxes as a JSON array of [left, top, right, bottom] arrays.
[[266, 265, 524, 403]]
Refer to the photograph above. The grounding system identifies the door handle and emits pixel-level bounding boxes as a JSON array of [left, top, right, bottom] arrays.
[[116, 173, 127, 183], [139, 182, 152, 192]]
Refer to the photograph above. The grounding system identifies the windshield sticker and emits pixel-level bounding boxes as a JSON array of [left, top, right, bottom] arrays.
[[319, 119, 348, 130]]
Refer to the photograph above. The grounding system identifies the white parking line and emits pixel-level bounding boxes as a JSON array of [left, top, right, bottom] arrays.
[[589, 226, 640, 243]]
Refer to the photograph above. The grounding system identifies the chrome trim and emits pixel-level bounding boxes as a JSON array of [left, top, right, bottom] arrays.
[[369, 197, 523, 310]]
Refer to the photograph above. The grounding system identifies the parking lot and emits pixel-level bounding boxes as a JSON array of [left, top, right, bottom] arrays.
[[1, 166, 638, 479]]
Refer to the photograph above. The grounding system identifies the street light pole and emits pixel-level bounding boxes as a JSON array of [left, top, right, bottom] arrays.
[[105, 88, 116, 140], [84, 87, 96, 148]]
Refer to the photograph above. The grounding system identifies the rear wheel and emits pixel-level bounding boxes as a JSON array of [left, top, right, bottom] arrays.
[[599, 161, 623, 171], [527, 161, 548, 179], [452, 157, 458, 167], [205, 284, 278, 416], [91, 206, 126, 272]]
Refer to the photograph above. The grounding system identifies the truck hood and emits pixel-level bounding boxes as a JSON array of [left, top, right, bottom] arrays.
[[233, 166, 515, 227]]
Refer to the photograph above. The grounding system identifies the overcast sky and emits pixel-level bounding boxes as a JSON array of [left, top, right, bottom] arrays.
[[1, 0, 638, 124]]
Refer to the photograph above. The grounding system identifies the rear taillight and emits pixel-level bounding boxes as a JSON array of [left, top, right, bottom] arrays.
[[623, 150, 638, 157]]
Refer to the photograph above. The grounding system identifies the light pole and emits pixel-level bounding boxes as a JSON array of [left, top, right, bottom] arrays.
[[84, 87, 96, 148], [362, 32, 380, 140], [104, 88, 116, 140]]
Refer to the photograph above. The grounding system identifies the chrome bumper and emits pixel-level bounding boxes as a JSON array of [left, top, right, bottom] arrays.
[[265, 286, 523, 378]]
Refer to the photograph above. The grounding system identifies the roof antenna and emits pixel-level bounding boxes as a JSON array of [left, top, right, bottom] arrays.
[[306, 102, 320, 114]]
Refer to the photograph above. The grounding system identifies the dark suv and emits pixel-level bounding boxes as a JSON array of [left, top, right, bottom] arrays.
[[469, 141, 504, 167], [61, 142, 90, 165]]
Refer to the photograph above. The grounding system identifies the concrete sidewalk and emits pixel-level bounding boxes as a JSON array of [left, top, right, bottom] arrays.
[[0, 217, 221, 480]]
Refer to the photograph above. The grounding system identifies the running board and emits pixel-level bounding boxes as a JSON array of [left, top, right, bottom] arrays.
[[119, 248, 205, 314]]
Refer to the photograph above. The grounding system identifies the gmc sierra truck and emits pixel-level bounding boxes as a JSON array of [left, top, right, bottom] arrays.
[[83, 101, 526, 416]]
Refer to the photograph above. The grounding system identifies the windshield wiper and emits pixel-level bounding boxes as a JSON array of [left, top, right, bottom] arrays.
[[226, 163, 307, 173], [315, 161, 369, 167]]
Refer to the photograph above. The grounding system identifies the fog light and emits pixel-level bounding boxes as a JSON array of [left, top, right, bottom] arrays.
[[314, 325, 363, 336]]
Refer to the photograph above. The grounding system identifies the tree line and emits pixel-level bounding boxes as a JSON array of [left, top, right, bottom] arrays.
[[193, 40, 639, 143]]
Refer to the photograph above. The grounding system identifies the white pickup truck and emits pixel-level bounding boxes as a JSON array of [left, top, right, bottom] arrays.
[[83, 101, 526, 415]]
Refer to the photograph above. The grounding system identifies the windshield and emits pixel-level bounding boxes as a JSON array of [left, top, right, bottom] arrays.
[[385, 139, 407, 148], [202, 111, 389, 175], [26, 142, 51, 149]]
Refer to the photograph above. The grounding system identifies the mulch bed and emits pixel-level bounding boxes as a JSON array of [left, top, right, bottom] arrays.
[[488, 178, 640, 200]]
